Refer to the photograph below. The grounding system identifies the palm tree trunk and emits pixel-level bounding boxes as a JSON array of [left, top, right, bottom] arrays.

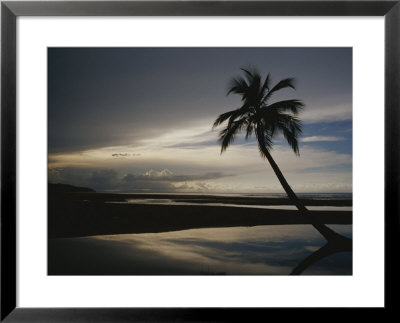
[[260, 145, 350, 244]]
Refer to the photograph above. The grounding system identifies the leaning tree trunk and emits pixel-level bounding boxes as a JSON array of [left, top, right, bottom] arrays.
[[259, 144, 351, 244]]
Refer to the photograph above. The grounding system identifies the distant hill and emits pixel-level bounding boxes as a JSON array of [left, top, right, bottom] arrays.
[[49, 183, 96, 193]]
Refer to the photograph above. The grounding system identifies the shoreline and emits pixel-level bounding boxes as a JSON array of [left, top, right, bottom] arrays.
[[49, 198, 352, 239], [60, 191, 353, 206]]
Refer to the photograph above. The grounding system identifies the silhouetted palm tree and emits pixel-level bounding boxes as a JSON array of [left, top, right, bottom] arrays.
[[213, 67, 351, 245]]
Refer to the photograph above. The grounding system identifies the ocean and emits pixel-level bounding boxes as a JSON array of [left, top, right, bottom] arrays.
[[106, 192, 352, 211]]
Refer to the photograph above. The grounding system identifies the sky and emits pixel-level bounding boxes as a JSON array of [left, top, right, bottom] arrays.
[[48, 47, 352, 194]]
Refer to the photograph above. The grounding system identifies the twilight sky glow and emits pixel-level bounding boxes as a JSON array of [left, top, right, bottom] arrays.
[[48, 48, 352, 193]]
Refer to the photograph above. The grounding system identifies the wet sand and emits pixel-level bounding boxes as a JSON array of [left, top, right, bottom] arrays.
[[48, 192, 352, 239], [60, 191, 353, 206]]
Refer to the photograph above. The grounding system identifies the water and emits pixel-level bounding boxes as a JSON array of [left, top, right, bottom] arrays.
[[49, 192, 352, 275], [233, 193, 352, 199], [48, 225, 352, 275], [116, 192, 352, 199], [106, 192, 352, 212], [108, 198, 352, 211]]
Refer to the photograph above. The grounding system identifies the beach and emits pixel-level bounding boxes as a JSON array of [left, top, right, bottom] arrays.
[[48, 190, 352, 239], [48, 187, 352, 275]]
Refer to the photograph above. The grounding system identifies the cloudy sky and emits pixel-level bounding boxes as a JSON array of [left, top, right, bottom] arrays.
[[48, 47, 352, 193]]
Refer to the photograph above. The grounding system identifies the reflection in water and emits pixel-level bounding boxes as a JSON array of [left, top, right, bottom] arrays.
[[107, 199, 352, 211], [48, 225, 352, 275]]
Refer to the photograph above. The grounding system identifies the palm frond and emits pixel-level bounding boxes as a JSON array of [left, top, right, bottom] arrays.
[[282, 127, 300, 156], [243, 114, 257, 140], [264, 78, 296, 101], [227, 102, 252, 126], [213, 102, 252, 129], [227, 76, 248, 97], [277, 113, 302, 134], [267, 99, 304, 115], [219, 118, 247, 153], [240, 67, 260, 84], [245, 123, 254, 139], [240, 67, 254, 81], [259, 109, 302, 156], [260, 73, 271, 97], [254, 124, 273, 158], [238, 67, 265, 105], [276, 113, 303, 156], [212, 109, 238, 129]]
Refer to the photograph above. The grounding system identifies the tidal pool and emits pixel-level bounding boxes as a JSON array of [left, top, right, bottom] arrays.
[[108, 199, 352, 211], [48, 225, 352, 275]]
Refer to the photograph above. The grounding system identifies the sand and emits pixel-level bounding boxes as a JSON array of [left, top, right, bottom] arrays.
[[48, 191, 352, 239]]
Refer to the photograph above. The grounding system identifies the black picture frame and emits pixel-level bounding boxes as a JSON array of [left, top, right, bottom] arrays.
[[1, 0, 398, 321]]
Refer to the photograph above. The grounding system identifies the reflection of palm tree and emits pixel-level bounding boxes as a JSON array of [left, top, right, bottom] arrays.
[[213, 67, 351, 245], [291, 239, 352, 275]]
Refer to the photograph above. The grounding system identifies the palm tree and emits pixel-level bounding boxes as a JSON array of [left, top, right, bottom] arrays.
[[213, 67, 351, 245]]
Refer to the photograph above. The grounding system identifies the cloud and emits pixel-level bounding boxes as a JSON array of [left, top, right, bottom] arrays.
[[112, 153, 141, 158], [141, 169, 174, 178], [47, 115, 352, 194], [301, 104, 352, 123], [48, 130, 352, 193], [301, 136, 346, 142], [129, 169, 232, 182], [48, 167, 233, 192]]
